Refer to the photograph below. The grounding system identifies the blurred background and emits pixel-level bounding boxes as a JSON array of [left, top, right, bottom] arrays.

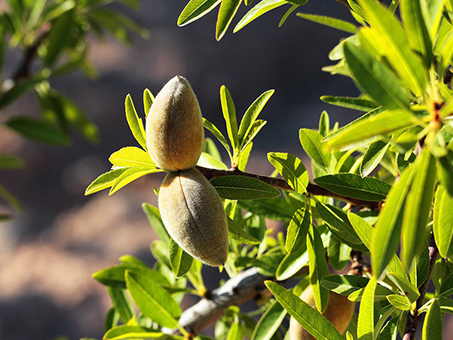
[[0, 1, 424, 339]]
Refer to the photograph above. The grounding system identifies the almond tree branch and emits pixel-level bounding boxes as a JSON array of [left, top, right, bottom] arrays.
[[402, 233, 439, 340], [175, 267, 272, 337], [196, 166, 381, 209]]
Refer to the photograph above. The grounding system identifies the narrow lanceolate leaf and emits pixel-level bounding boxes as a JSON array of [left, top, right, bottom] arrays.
[[85, 168, 129, 195], [109, 167, 162, 195], [109, 146, 156, 168], [437, 151, 453, 197], [142, 203, 170, 243], [234, 0, 287, 33], [372, 166, 414, 279], [107, 287, 134, 323], [265, 281, 344, 340], [434, 186, 453, 258], [387, 272, 420, 303], [422, 300, 443, 340], [268, 152, 308, 194], [125, 271, 181, 328], [220, 85, 239, 150], [401, 149, 436, 270], [376, 318, 398, 340], [357, 276, 377, 340], [203, 118, 232, 159], [320, 95, 379, 112], [211, 176, 280, 200], [169, 238, 193, 277], [343, 42, 410, 112], [401, 0, 433, 68], [227, 217, 261, 244], [323, 109, 416, 150], [143, 88, 154, 117], [315, 201, 362, 245], [299, 129, 329, 169], [286, 207, 310, 254], [216, 0, 242, 40], [125, 94, 147, 150], [360, 140, 390, 177], [251, 299, 287, 340], [321, 275, 369, 295], [438, 273, 453, 298], [238, 89, 274, 146], [297, 13, 357, 33], [386, 294, 411, 311], [227, 321, 243, 340], [358, 0, 427, 96], [307, 224, 329, 313], [314, 173, 391, 202], [6, 117, 70, 145], [178, 0, 222, 26]]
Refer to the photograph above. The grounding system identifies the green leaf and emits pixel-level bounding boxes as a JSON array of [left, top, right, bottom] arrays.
[[6, 116, 70, 145], [328, 236, 351, 271], [178, 0, 222, 26], [125, 271, 181, 328], [85, 168, 129, 196], [386, 294, 411, 311], [216, 0, 242, 40], [227, 217, 261, 244], [0, 183, 22, 212], [276, 246, 309, 280], [0, 154, 24, 170], [238, 120, 266, 154], [265, 281, 344, 340], [320, 95, 379, 112], [234, 0, 287, 33], [268, 152, 308, 194], [104, 325, 167, 339], [357, 276, 377, 340], [438, 273, 453, 298], [109, 147, 156, 168], [372, 166, 414, 279], [321, 275, 369, 295], [107, 287, 134, 323], [142, 203, 170, 243], [387, 272, 420, 302], [251, 299, 286, 340], [169, 238, 193, 277], [238, 89, 274, 145], [227, 320, 243, 340], [315, 200, 362, 245], [314, 173, 391, 202], [437, 151, 453, 197], [422, 300, 443, 340], [211, 176, 280, 200], [143, 88, 154, 117], [296, 13, 357, 33], [318, 111, 330, 137], [358, 0, 427, 96], [44, 10, 74, 66], [203, 117, 232, 159], [238, 197, 296, 221], [400, 149, 436, 270], [307, 224, 329, 313], [400, 0, 433, 68], [299, 129, 329, 169], [93, 265, 128, 289], [220, 85, 239, 151], [197, 152, 229, 170], [285, 207, 310, 254], [343, 42, 410, 112], [125, 94, 147, 150], [376, 318, 398, 340], [109, 167, 162, 195], [434, 186, 453, 258], [360, 140, 390, 177]]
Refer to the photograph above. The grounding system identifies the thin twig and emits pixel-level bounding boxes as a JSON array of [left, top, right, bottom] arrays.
[[402, 233, 439, 340], [175, 267, 272, 337], [196, 166, 381, 209]]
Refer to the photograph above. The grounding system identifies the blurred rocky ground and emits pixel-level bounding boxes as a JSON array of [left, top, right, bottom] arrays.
[[3, 1, 447, 340]]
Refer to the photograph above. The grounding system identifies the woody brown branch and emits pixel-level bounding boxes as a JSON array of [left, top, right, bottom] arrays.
[[196, 166, 381, 209]]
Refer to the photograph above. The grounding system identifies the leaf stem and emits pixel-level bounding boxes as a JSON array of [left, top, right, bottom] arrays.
[[196, 166, 381, 209]]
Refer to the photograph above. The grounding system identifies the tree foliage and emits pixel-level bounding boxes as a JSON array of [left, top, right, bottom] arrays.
[[85, 0, 453, 339]]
